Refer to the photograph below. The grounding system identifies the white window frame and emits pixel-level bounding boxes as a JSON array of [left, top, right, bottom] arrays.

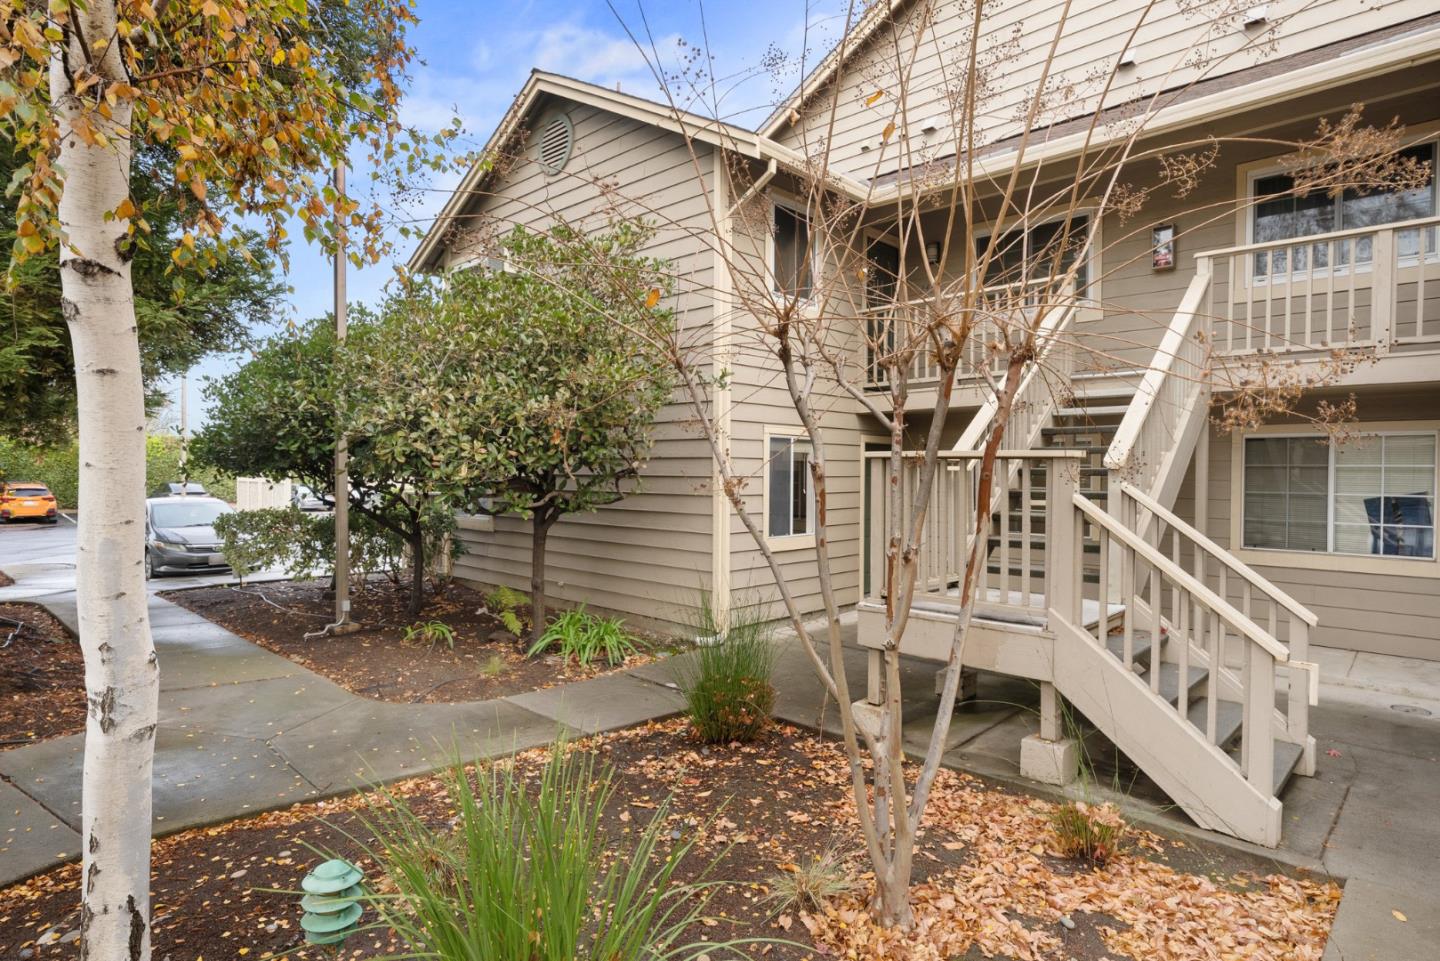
[[766, 194, 821, 305], [971, 206, 1102, 315], [1231, 423, 1440, 578], [1236, 130, 1440, 285], [763, 425, 816, 550]]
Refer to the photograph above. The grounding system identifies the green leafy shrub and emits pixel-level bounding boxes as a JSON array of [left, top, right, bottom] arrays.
[[482, 585, 529, 637], [484, 585, 529, 610], [676, 607, 777, 744], [213, 507, 406, 585], [354, 745, 727, 961], [404, 619, 456, 651], [527, 605, 641, 668], [1048, 801, 1127, 864]]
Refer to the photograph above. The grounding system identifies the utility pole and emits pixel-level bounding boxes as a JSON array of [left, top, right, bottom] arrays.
[[330, 161, 357, 634], [178, 372, 188, 488]]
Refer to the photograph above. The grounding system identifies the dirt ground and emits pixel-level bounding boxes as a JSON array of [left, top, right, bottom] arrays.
[[162, 579, 661, 703], [0, 719, 1338, 961], [0, 603, 85, 750]]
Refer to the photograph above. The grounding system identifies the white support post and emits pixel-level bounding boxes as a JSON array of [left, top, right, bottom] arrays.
[[1372, 227, 1395, 355], [867, 648, 884, 706], [1046, 457, 1079, 625], [1243, 645, 1276, 798]]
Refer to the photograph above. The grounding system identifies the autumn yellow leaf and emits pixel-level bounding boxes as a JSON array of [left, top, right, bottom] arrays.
[[865, 90, 885, 106], [882, 121, 896, 143], [1392, 909, 1407, 922], [645, 287, 661, 308], [114, 198, 139, 220]]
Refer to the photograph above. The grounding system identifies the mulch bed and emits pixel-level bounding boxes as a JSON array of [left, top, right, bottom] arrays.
[[0, 719, 1339, 961], [161, 580, 660, 703], [0, 603, 85, 750]]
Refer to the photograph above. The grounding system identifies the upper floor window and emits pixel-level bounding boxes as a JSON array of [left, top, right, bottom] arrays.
[[1243, 432, 1436, 559], [976, 215, 1091, 296], [1251, 142, 1436, 274], [772, 203, 815, 299], [767, 434, 813, 539]]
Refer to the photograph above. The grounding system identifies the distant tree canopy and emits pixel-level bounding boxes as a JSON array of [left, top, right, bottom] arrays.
[[0, 146, 284, 441]]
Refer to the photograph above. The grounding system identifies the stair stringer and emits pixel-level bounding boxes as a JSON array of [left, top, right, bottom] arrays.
[[1050, 613, 1284, 847]]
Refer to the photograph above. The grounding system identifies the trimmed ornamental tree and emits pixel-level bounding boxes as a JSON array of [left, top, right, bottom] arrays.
[[0, 0, 456, 955], [418, 224, 676, 641], [193, 317, 455, 617]]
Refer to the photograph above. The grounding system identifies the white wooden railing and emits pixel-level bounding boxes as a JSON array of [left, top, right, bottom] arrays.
[[1103, 266, 1211, 503], [1201, 215, 1440, 355], [1067, 494, 1296, 798], [863, 279, 1062, 389], [1115, 481, 1318, 775], [863, 449, 1086, 619]]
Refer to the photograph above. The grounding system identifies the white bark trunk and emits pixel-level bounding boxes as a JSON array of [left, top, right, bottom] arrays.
[[50, 6, 158, 960]]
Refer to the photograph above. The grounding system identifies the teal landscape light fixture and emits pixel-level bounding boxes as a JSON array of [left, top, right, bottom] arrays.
[[299, 859, 364, 945]]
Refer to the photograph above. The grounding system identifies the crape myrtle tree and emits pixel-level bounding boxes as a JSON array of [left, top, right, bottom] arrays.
[[432, 226, 673, 642], [193, 316, 454, 618], [498, 0, 1429, 928], [0, 0, 457, 955]]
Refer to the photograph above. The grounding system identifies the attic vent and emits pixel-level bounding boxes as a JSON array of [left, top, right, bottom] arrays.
[[537, 114, 574, 175]]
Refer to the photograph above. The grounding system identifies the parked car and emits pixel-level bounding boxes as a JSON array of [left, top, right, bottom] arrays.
[[145, 495, 234, 578], [291, 483, 329, 512], [151, 481, 208, 497], [0, 482, 58, 524]]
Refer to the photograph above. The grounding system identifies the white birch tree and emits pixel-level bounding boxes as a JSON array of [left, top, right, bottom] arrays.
[[0, 0, 457, 955]]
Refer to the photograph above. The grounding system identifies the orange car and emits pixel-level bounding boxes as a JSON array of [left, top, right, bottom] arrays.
[[1, 481, 59, 523]]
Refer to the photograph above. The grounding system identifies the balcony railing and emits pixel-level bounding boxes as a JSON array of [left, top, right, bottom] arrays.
[[1199, 215, 1440, 355], [862, 279, 1061, 388]]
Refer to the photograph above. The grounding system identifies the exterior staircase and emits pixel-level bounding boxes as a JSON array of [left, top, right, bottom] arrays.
[[860, 274, 1320, 847]]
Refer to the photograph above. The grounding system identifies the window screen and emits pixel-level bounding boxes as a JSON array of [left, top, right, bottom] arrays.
[[773, 205, 814, 299], [768, 435, 813, 537]]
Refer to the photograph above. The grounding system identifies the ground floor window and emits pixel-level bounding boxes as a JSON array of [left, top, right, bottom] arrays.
[[767, 434, 813, 539], [1243, 432, 1436, 559]]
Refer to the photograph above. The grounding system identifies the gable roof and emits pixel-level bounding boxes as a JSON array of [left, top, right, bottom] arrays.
[[407, 70, 841, 272]]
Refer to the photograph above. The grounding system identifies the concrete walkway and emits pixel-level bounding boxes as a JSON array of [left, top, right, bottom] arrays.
[[722, 616, 1439, 961], [0, 576, 686, 886], [3, 535, 1434, 958]]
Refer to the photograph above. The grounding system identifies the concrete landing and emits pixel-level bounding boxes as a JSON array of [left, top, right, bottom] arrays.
[[769, 615, 1440, 961]]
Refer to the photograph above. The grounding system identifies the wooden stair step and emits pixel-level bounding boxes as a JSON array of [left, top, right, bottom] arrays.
[[1056, 404, 1131, 417], [1226, 738, 1306, 795], [1042, 424, 1120, 437], [1104, 631, 1154, 664], [1137, 661, 1209, 705], [1185, 697, 1245, 749]]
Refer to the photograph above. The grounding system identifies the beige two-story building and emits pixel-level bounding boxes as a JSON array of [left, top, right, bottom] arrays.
[[411, 0, 1440, 846]]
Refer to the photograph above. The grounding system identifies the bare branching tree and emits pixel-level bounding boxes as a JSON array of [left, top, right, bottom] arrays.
[[422, 0, 1431, 928]]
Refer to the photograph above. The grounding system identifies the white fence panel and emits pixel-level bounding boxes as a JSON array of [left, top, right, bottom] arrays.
[[235, 477, 293, 511]]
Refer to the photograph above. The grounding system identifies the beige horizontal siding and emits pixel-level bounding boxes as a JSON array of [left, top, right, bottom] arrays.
[[775, 0, 1437, 182], [1169, 387, 1440, 659], [441, 98, 720, 631]]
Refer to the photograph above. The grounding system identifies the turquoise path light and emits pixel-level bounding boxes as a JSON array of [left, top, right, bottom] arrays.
[[300, 859, 364, 945]]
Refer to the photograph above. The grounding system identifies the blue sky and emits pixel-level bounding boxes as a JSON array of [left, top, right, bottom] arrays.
[[165, 0, 851, 428]]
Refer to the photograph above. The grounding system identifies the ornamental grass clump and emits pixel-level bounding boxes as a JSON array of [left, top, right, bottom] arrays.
[[677, 603, 778, 744], [352, 745, 726, 961], [1048, 800, 1127, 864]]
